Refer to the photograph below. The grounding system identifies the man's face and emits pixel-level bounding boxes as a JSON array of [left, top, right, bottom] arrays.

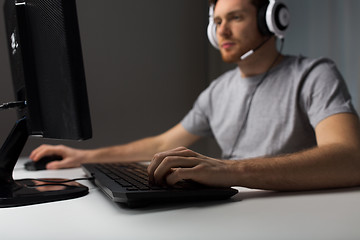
[[213, 0, 266, 63]]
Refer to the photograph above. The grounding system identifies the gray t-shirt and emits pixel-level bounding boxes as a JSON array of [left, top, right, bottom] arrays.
[[181, 55, 357, 160]]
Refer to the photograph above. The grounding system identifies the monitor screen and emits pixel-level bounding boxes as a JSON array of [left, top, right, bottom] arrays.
[[4, 0, 92, 140]]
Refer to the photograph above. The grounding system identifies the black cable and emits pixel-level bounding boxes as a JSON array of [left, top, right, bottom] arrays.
[[23, 176, 95, 184], [227, 38, 285, 159], [0, 101, 27, 111]]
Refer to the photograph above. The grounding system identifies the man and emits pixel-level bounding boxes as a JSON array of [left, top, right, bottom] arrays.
[[30, 0, 360, 191]]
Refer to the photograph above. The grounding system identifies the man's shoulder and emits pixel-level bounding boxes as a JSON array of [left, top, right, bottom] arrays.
[[283, 55, 336, 71]]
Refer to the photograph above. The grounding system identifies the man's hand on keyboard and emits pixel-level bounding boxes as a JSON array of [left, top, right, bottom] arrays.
[[147, 147, 237, 188]]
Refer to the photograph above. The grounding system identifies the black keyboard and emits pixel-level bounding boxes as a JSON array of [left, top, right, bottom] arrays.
[[94, 163, 162, 191], [82, 162, 238, 207]]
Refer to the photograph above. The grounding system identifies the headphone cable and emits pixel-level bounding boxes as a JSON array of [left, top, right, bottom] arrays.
[[227, 38, 284, 159]]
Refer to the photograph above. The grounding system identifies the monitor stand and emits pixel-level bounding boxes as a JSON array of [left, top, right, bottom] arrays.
[[0, 117, 88, 208]]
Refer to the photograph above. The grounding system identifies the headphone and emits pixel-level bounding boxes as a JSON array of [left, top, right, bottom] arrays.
[[207, 0, 290, 50]]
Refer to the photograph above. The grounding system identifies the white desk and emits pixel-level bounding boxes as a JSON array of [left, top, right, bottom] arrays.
[[1, 158, 360, 240]]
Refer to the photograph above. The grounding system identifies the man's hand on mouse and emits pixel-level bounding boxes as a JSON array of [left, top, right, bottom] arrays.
[[147, 146, 238, 188], [29, 144, 88, 169]]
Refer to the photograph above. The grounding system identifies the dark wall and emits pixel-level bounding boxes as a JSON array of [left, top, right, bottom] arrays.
[[0, 0, 217, 157]]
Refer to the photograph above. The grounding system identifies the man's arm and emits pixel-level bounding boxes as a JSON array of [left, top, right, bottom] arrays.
[[30, 123, 201, 169], [148, 113, 360, 190]]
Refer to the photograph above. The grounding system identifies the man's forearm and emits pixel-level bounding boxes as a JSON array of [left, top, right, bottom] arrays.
[[233, 144, 360, 191], [84, 136, 164, 163], [84, 124, 201, 165]]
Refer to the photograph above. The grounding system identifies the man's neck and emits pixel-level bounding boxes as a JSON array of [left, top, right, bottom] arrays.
[[237, 37, 283, 78]]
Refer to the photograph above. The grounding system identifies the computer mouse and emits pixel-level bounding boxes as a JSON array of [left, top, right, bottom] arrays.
[[24, 155, 63, 171]]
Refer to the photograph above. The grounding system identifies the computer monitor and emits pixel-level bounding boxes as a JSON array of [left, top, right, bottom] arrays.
[[0, 0, 92, 207]]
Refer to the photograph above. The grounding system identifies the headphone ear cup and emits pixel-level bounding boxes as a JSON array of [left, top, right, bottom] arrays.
[[257, 4, 272, 36], [265, 0, 290, 39], [207, 5, 219, 49], [207, 19, 219, 49]]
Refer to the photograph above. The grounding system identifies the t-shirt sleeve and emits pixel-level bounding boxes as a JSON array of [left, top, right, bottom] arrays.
[[301, 58, 357, 128], [181, 85, 213, 137]]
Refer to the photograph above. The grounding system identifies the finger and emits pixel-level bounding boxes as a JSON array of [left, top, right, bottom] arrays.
[[30, 145, 67, 162], [166, 167, 212, 187], [46, 158, 78, 170], [166, 167, 193, 186], [30, 147, 55, 161], [32, 148, 62, 161], [148, 147, 198, 180], [29, 144, 51, 159], [153, 156, 200, 185], [166, 166, 222, 187], [148, 150, 174, 182], [46, 160, 62, 170]]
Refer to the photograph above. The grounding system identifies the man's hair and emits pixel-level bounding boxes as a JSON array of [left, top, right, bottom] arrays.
[[208, 0, 269, 11]]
